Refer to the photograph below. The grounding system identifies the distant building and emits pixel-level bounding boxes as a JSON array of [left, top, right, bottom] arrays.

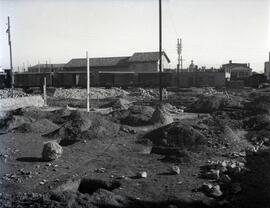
[[221, 60, 252, 80], [64, 51, 171, 73], [264, 52, 270, 80], [265, 62, 270, 80], [28, 64, 65, 73]]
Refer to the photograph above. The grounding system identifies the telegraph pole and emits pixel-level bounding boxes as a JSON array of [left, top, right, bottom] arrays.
[[7, 16, 14, 96], [159, 0, 162, 102], [177, 38, 182, 87], [86, 51, 90, 112]]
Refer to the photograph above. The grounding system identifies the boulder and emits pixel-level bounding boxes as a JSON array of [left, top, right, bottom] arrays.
[[150, 103, 174, 125], [42, 141, 63, 162]]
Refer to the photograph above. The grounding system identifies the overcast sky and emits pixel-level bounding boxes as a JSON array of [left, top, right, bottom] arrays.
[[0, 0, 269, 72]]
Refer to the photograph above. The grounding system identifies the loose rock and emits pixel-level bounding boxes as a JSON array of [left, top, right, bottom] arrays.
[[171, 166, 180, 175], [42, 141, 63, 162]]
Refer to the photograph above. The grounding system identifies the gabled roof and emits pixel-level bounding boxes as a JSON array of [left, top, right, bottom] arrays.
[[29, 64, 65, 69], [128, 51, 170, 63], [65, 57, 130, 68]]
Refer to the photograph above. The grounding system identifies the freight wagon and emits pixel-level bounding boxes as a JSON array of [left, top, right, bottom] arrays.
[[9, 71, 227, 89], [14, 72, 53, 89]]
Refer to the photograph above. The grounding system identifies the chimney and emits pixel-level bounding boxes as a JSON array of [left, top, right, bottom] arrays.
[[229, 60, 232, 64], [247, 63, 250, 68]]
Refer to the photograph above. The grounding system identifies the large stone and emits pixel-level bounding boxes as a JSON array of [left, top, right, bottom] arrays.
[[210, 185, 223, 198], [42, 141, 63, 162], [150, 103, 174, 125]]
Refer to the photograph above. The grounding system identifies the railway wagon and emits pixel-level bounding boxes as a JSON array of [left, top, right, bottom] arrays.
[[53, 72, 96, 88], [14, 72, 52, 88], [98, 72, 136, 87], [137, 72, 174, 87]]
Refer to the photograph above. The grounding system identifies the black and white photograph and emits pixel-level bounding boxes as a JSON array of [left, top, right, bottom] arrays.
[[0, 0, 269, 207]]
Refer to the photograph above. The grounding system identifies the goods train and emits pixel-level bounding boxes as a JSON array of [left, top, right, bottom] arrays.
[[10, 71, 177, 89], [3, 70, 251, 89]]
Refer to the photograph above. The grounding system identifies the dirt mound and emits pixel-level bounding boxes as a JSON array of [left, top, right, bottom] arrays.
[[190, 96, 226, 113], [101, 98, 132, 110], [120, 105, 155, 126], [150, 103, 174, 125], [58, 111, 119, 145], [244, 114, 270, 130], [144, 121, 207, 150], [7, 115, 33, 130], [14, 119, 60, 134], [246, 95, 270, 114]]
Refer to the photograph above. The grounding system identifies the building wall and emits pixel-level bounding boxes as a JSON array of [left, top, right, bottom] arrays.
[[128, 62, 158, 72], [128, 54, 170, 72], [228, 66, 252, 79]]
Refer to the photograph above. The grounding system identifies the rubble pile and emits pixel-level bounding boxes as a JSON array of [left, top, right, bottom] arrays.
[[134, 88, 169, 100], [190, 95, 226, 113], [13, 119, 60, 134], [120, 105, 155, 126], [101, 98, 132, 110], [144, 121, 207, 150], [200, 159, 248, 198], [58, 110, 119, 145], [203, 87, 219, 95], [53, 87, 129, 99], [0, 89, 29, 99]]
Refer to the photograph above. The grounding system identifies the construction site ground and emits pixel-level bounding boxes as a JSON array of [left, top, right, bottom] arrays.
[[0, 87, 270, 208]]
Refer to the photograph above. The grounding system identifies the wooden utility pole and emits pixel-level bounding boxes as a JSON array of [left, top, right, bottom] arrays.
[[177, 38, 182, 88], [7, 16, 14, 96], [43, 77, 47, 106], [86, 51, 90, 112], [159, 0, 162, 102]]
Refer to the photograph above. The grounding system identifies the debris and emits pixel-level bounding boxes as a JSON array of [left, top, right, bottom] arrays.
[[42, 141, 63, 162], [231, 183, 242, 194], [171, 166, 180, 175], [137, 171, 147, 178], [119, 105, 155, 126], [54, 87, 129, 99], [120, 126, 137, 134], [191, 95, 226, 113], [39, 179, 48, 185], [95, 168, 106, 173], [210, 185, 223, 198], [219, 174, 231, 183], [0, 89, 29, 99], [205, 169, 220, 180]]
